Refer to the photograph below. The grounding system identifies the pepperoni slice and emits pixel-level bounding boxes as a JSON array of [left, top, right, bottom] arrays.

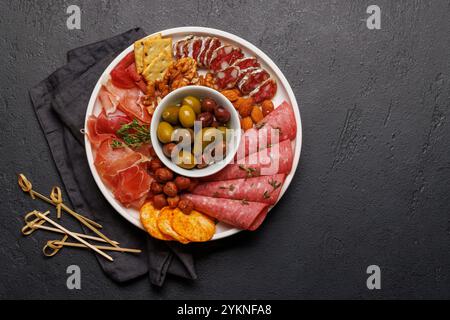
[[209, 46, 244, 72], [238, 68, 270, 94], [250, 78, 277, 103], [215, 66, 240, 89]]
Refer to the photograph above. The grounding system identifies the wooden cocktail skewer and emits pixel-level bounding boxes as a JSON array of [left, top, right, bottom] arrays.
[[43, 234, 69, 257], [22, 218, 119, 245], [31, 211, 114, 262], [18, 174, 119, 248], [18, 174, 101, 228], [45, 240, 142, 254]]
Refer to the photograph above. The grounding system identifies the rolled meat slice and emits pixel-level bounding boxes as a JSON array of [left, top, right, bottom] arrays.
[[215, 66, 240, 89], [181, 194, 269, 230], [192, 174, 286, 205], [204, 139, 293, 181]]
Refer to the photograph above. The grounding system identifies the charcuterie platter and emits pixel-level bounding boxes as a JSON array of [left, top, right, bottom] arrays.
[[84, 27, 302, 241]]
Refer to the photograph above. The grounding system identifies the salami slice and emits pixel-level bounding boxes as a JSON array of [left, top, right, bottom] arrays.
[[232, 57, 260, 70], [256, 101, 297, 141], [238, 68, 270, 94], [191, 37, 203, 62], [209, 46, 244, 72], [174, 36, 192, 59], [197, 37, 212, 67], [180, 194, 269, 230], [204, 139, 293, 181], [250, 78, 277, 103], [215, 66, 240, 89], [204, 37, 221, 67], [192, 174, 286, 205]]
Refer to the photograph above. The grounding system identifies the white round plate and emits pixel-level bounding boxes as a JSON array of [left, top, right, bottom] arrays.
[[84, 27, 302, 240]]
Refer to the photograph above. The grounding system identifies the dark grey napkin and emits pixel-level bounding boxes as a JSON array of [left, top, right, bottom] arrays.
[[29, 28, 196, 286]]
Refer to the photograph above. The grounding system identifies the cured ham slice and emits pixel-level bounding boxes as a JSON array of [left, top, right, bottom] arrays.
[[113, 164, 152, 208], [204, 139, 293, 182], [189, 36, 203, 61], [181, 194, 269, 230], [197, 37, 212, 67], [192, 174, 286, 205], [209, 45, 243, 72], [256, 101, 296, 141], [94, 138, 148, 187], [250, 78, 277, 103], [238, 68, 270, 94], [215, 66, 240, 89], [87, 111, 130, 148], [103, 80, 151, 124], [98, 84, 120, 115]]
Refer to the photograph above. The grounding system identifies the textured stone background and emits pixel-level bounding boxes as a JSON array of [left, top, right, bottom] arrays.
[[0, 0, 449, 299]]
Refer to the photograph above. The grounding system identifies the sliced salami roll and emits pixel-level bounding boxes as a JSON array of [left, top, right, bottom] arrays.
[[197, 37, 212, 67], [238, 68, 270, 94], [232, 57, 260, 70], [190, 36, 203, 62], [204, 37, 221, 67], [181, 194, 269, 230], [250, 78, 277, 103], [174, 36, 193, 59], [209, 46, 244, 72], [204, 139, 293, 182], [215, 66, 240, 89], [192, 174, 286, 205]]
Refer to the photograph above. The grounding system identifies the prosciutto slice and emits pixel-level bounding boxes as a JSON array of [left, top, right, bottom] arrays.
[[86, 110, 130, 148], [113, 164, 152, 208], [103, 80, 151, 124], [192, 174, 286, 205], [94, 138, 148, 187], [204, 140, 293, 182], [181, 194, 269, 230]]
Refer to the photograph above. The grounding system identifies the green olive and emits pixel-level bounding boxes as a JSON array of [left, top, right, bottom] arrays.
[[194, 127, 223, 154], [157, 121, 174, 144], [162, 105, 180, 125], [176, 150, 196, 169], [172, 128, 194, 146], [179, 105, 196, 128], [182, 96, 202, 114]]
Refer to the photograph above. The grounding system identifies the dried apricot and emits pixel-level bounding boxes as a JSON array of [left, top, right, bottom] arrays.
[[261, 100, 274, 116], [240, 116, 254, 131], [250, 106, 264, 123]]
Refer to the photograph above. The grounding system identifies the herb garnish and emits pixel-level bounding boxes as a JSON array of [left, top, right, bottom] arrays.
[[263, 190, 271, 199], [268, 179, 281, 190], [116, 119, 150, 149], [239, 165, 257, 178], [111, 139, 125, 149], [241, 199, 249, 205]]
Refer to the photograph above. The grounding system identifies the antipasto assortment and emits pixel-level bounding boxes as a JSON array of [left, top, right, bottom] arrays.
[[87, 33, 297, 243]]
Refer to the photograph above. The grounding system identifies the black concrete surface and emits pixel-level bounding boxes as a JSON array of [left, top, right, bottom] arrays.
[[0, 0, 449, 299]]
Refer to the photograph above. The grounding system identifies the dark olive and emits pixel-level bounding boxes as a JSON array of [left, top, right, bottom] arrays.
[[201, 97, 217, 113], [163, 143, 177, 158], [214, 106, 231, 123], [197, 112, 213, 127]]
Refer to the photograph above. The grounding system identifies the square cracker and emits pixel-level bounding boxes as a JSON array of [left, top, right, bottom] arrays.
[[143, 37, 172, 68], [142, 50, 173, 82], [134, 33, 161, 74]]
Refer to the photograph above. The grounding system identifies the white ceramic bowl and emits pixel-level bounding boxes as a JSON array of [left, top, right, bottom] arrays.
[[150, 85, 241, 178]]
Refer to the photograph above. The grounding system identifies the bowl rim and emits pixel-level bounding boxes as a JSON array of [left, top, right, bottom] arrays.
[[150, 85, 241, 178]]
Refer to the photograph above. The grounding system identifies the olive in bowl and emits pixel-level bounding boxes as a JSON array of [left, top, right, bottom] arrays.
[[150, 86, 240, 178]]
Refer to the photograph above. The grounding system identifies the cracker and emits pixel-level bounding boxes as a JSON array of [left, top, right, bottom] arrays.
[[157, 207, 190, 244], [172, 209, 215, 242], [140, 202, 173, 241]]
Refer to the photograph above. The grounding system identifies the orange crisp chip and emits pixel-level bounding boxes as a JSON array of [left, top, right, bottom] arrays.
[[140, 202, 173, 241], [172, 209, 215, 242], [157, 207, 190, 244]]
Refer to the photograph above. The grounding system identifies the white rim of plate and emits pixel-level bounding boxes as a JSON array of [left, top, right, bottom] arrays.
[[84, 27, 302, 241]]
